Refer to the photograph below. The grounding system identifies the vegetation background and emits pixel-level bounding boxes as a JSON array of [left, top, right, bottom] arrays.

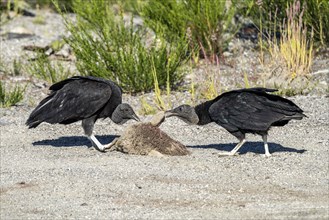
[[0, 0, 328, 110], [0, 2, 328, 218]]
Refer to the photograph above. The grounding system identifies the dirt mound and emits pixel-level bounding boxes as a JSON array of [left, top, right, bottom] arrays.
[[108, 112, 190, 156]]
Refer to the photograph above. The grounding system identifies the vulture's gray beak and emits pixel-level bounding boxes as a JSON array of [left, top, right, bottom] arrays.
[[164, 107, 199, 125], [131, 113, 141, 122], [165, 108, 181, 118], [164, 110, 177, 118]]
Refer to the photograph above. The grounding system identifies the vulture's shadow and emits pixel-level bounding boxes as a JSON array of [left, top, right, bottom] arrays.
[[32, 135, 119, 148], [189, 142, 306, 155]]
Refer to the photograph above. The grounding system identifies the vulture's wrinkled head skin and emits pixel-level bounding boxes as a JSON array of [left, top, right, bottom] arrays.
[[112, 103, 140, 124], [165, 105, 199, 125]]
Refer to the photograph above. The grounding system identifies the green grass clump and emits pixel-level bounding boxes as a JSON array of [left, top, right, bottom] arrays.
[[140, 0, 237, 61], [27, 52, 72, 84], [56, 0, 188, 93], [0, 81, 25, 107], [33, 15, 46, 25]]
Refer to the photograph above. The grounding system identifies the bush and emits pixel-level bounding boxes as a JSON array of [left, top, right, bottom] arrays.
[[57, 0, 189, 93], [140, 0, 237, 61]]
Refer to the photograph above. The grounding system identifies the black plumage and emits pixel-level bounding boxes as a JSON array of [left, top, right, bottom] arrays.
[[26, 76, 140, 152], [165, 88, 306, 156]]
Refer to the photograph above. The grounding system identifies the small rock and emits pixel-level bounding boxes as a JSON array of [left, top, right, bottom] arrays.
[[150, 111, 165, 127], [55, 44, 71, 58], [6, 27, 34, 39], [45, 47, 54, 56], [223, 51, 233, 57], [0, 119, 11, 126]]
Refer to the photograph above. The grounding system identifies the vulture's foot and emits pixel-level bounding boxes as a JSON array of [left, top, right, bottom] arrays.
[[217, 151, 239, 157], [104, 138, 119, 151], [92, 144, 106, 152], [263, 152, 272, 157]]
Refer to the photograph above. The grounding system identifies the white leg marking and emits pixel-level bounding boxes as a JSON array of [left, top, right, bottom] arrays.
[[89, 135, 105, 152], [218, 139, 246, 156], [262, 134, 271, 157]]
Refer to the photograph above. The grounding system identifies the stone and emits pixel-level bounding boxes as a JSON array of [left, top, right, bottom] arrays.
[[55, 44, 71, 58], [6, 26, 34, 39], [150, 111, 165, 127]]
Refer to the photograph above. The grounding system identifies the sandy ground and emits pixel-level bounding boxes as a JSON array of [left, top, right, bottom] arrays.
[[0, 95, 328, 219], [0, 7, 328, 220]]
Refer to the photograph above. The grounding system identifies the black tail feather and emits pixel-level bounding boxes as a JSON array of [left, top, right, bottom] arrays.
[[26, 93, 55, 128]]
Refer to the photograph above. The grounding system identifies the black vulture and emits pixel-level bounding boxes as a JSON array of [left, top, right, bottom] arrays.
[[165, 88, 306, 157], [26, 76, 140, 152]]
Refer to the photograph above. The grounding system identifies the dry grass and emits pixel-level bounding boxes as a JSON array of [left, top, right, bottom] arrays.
[[279, 2, 313, 79], [139, 57, 173, 115], [260, 0, 314, 80]]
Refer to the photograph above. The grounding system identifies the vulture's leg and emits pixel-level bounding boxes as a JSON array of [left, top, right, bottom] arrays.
[[262, 134, 271, 157], [218, 131, 246, 156], [89, 135, 105, 152], [218, 139, 246, 156], [82, 117, 105, 152]]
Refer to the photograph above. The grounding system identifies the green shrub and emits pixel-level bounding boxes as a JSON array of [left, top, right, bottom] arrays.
[[0, 81, 25, 107], [57, 0, 188, 93], [32, 0, 74, 12], [140, 0, 237, 61]]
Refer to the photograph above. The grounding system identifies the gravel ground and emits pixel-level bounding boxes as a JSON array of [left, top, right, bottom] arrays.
[[0, 95, 328, 219], [1, 9, 329, 220]]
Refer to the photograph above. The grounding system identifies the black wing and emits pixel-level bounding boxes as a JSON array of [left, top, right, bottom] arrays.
[[208, 89, 305, 132], [26, 76, 114, 128], [49, 76, 122, 92]]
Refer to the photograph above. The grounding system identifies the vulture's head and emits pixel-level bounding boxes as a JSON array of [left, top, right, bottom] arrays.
[[112, 103, 140, 124], [165, 105, 199, 125]]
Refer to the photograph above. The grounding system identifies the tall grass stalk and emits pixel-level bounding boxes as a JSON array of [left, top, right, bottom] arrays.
[[166, 58, 172, 109], [243, 72, 250, 88], [199, 52, 221, 100], [279, 0, 313, 78], [248, 0, 328, 46], [261, 0, 313, 79], [151, 57, 166, 111]]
